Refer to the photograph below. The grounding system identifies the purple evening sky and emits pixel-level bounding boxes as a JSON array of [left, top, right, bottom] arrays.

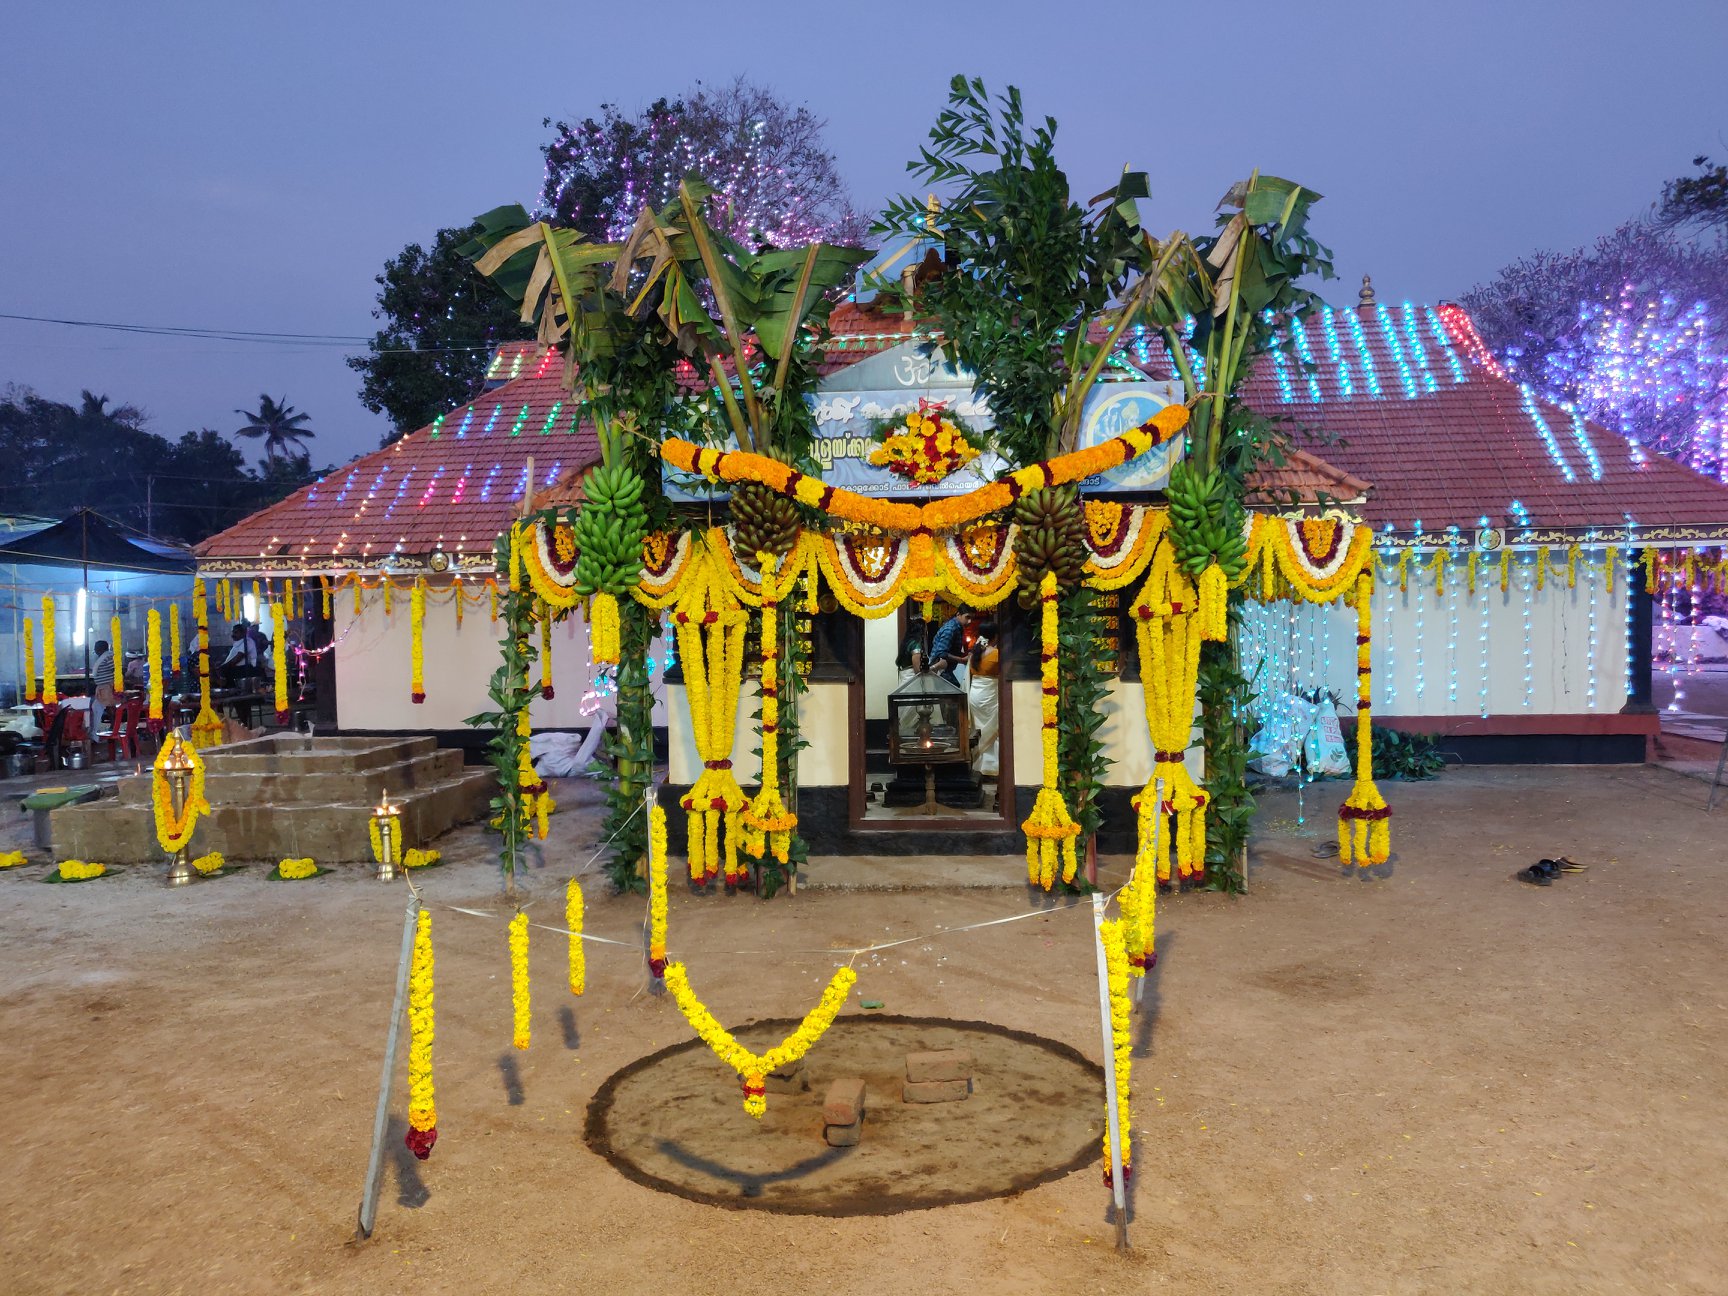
[[2, 0, 1724, 466]]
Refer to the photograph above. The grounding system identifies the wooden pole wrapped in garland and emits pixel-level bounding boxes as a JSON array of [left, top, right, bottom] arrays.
[[647, 804, 668, 977], [1132, 547, 1211, 883], [409, 578, 426, 704], [742, 552, 797, 865], [22, 617, 35, 702], [190, 580, 223, 749], [673, 553, 749, 887], [271, 601, 289, 723], [404, 909, 438, 1160], [1098, 917, 1132, 1186], [566, 879, 585, 996], [1022, 572, 1082, 890], [146, 608, 163, 723], [109, 614, 123, 691], [663, 961, 857, 1118], [1338, 573, 1391, 866], [508, 911, 530, 1050]]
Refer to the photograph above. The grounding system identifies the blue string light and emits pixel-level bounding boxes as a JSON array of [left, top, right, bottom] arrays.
[[1269, 327, 1297, 403], [1521, 553, 1535, 709], [1320, 307, 1355, 398], [1375, 304, 1421, 399], [1567, 408, 1605, 481], [454, 407, 476, 438], [1518, 386, 1577, 482], [480, 404, 503, 438], [384, 467, 416, 520], [1399, 302, 1441, 394], [1290, 316, 1323, 402], [1346, 307, 1385, 398]]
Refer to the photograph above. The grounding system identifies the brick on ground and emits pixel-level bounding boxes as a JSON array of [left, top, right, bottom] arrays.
[[903, 1078, 969, 1103], [823, 1077, 866, 1126], [905, 1049, 973, 1084]]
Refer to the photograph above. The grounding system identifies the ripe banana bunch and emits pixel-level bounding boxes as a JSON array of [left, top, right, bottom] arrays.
[[1012, 484, 1088, 607], [729, 479, 802, 562], [573, 462, 649, 596], [1166, 461, 1248, 580]]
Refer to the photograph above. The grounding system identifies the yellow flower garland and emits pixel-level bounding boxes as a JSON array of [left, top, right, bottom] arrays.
[[743, 553, 797, 865], [1132, 547, 1209, 883], [22, 617, 36, 702], [192, 851, 225, 875], [1466, 549, 1479, 597], [146, 609, 164, 722], [539, 606, 555, 699], [368, 814, 402, 865], [405, 848, 440, 869], [509, 911, 531, 1050], [663, 961, 858, 1118], [1535, 545, 1549, 592], [589, 592, 621, 666], [1566, 543, 1579, 590], [1098, 917, 1132, 1185], [1338, 573, 1391, 866], [277, 857, 318, 879], [271, 602, 289, 722], [0, 850, 27, 869], [151, 734, 210, 855], [405, 909, 438, 1159], [1605, 545, 1618, 594], [42, 596, 57, 706], [674, 551, 749, 886], [1432, 551, 1446, 598], [109, 614, 123, 691], [58, 860, 107, 880], [1117, 863, 1157, 976], [1022, 572, 1081, 890], [410, 579, 426, 704], [566, 878, 585, 996], [190, 580, 222, 750], [1499, 547, 1512, 595], [648, 804, 669, 976]]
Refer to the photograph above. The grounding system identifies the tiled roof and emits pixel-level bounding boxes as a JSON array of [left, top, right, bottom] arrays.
[[1246, 448, 1373, 506], [197, 348, 598, 570], [1237, 302, 1728, 536]]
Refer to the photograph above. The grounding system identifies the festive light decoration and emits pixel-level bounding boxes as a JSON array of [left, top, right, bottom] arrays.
[[743, 553, 797, 865], [1022, 572, 1082, 890], [1338, 574, 1390, 866], [1098, 917, 1132, 1186], [151, 734, 209, 855], [647, 804, 669, 977], [410, 578, 426, 704], [271, 602, 289, 723], [565, 879, 585, 996], [673, 549, 749, 886], [1132, 546, 1209, 883], [146, 609, 163, 722], [405, 909, 437, 1160], [662, 961, 858, 1118], [509, 911, 531, 1050]]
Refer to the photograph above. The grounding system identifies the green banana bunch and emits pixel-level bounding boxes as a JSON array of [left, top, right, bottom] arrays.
[[729, 478, 802, 562], [1166, 461, 1248, 580], [572, 462, 649, 596], [1012, 484, 1088, 607]]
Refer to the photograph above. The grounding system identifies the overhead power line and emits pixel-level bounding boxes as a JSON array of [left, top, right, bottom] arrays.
[[0, 310, 512, 354]]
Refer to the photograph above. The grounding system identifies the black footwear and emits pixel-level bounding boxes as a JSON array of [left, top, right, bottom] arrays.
[[1556, 856, 1587, 873], [1517, 860, 1558, 886]]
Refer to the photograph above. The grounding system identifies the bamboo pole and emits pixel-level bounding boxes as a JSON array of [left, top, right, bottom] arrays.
[[355, 895, 421, 1240]]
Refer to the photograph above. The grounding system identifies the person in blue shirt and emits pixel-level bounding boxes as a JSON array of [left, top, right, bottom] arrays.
[[928, 611, 971, 684]]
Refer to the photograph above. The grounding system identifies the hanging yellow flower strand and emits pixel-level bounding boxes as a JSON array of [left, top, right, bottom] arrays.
[[109, 614, 123, 691], [647, 804, 669, 978], [539, 607, 554, 699], [169, 602, 182, 676], [271, 601, 289, 723], [190, 580, 222, 749], [508, 911, 531, 1050], [1132, 546, 1212, 884], [743, 552, 797, 866], [1098, 917, 1133, 1186], [565, 879, 585, 996], [22, 616, 36, 702], [42, 596, 58, 706], [1338, 573, 1391, 866], [410, 578, 427, 704], [404, 907, 438, 1160], [673, 550, 749, 887], [146, 608, 164, 723], [1022, 572, 1081, 889]]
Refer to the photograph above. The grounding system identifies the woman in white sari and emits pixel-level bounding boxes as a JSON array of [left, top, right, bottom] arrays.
[[968, 620, 1000, 778]]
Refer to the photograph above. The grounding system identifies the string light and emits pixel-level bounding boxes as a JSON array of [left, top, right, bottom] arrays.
[[1424, 306, 1469, 384], [1379, 537, 1397, 710], [1319, 306, 1356, 398], [1585, 538, 1599, 709], [1519, 386, 1577, 482], [1435, 302, 1507, 378], [1411, 521, 1426, 705], [1375, 303, 1421, 399], [1567, 408, 1605, 481], [1398, 302, 1440, 394], [1477, 540, 1491, 720], [1290, 316, 1323, 402], [1521, 552, 1535, 710], [1444, 527, 1460, 707], [1623, 517, 1638, 706], [1346, 306, 1385, 398]]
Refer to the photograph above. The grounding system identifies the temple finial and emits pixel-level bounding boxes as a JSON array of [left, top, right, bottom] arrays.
[[1358, 273, 1377, 310]]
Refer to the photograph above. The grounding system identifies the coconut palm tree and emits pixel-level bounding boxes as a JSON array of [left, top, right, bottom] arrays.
[[232, 395, 314, 462]]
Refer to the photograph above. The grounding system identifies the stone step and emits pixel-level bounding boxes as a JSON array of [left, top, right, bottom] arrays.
[[117, 748, 465, 807], [52, 768, 493, 865], [202, 734, 438, 776]]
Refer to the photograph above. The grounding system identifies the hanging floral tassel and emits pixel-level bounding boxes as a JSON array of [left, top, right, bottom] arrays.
[[566, 878, 585, 996], [109, 614, 123, 691], [409, 578, 426, 703], [404, 908, 438, 1160], [647, 804, 668, 977], [1197, 561, 1229, 642], [271, 602, 289, 723], [1339, 573, 1391, 866], [508, 911, 531, 1050], [22, 617, 35, 703], [320, 576, 332, 620], [42, 597, 58, 707], [1098, 917, 1132, 1187], [674, 552, 748, 887], [1118, 862, 1157, 975], [1131, 547, 1209, 884], [384, 578, 395, 617], [354, 576, 364, 617], [190, 580, 222, 749], [516, 705, 551, 840], [743, 553, 796, 865], [285, 579, 297, 621], [489, 579, 499, 623], [1021, 572, 1081, 890], [146, 609, 163, 723], [589, 591, 621, 667], [169, 603, 182, 674], [455, 579, 465, 628], [539, 608, 554, 699]]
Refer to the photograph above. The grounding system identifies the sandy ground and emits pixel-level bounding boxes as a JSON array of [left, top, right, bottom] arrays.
[[2, 764, 1727, 1295]]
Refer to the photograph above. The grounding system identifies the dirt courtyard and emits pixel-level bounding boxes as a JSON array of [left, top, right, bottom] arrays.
[[2, 763, 1726, 1295]]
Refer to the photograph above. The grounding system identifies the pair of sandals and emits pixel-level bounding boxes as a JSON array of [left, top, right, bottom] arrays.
[[1517, 857, 1586, 886]]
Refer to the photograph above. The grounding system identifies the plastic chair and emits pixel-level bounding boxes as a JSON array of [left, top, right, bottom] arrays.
[[104, 696, 146, 761], [50, 707, 88, 770]]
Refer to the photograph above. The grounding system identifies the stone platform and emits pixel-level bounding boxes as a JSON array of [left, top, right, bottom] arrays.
[[51, 735, 491, 864]]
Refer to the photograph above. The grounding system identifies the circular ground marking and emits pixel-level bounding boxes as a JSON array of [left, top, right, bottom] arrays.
[[585, 1014, 1104, 1215]]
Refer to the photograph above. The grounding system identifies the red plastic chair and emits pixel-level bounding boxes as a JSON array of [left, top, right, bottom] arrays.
[[51, 706, 88, 770], [103, 696, 145, 762]]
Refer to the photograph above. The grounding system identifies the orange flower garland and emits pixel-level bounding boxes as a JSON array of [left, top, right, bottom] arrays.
[[1023, 572, 1081, 890], [404, 908, 438, 1160], [1132, 546, 1209, 883], [742, 553, 797, 865], [1338, 573, 1391, 866], [866, 398, 981, 485], [662, 404, 1189, 537]]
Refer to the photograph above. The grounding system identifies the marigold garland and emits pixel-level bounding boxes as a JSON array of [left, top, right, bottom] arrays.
[[277, 857, 318, 880], [1098, 917, 1133, 1186], [58, 860, 107, 880], [405, 848, 440, 869], [1022, 572, 1081, 890], [866, 398, 981, 485], [1118, 864, 1157, 976], [368, 814, 402, 865], [170, 601, 182, 672], [410, 579, 426, 704], [565, 878, 585, 996], [405, 908, 438, 1160], [22, 617, 36, 702], [1535, 545, 1550, 593], [539, 610, 554, 699], [151, 734, 210, 855], [109, 614, 123, 691], [1338, 573, 1391, 866], [271, 602, 289, 723], [1132, 546, 1209, 883], [0, 850, 27, 869], [1466, 549, 1479, 597], [1499, 547, 1512, 595], [192, 851, 225, 875], [508, 911, 531, 1050], [662, 404, 1188, 537], [588, 592, 621, 666], [663, 961, 858, 1118], [146, 609, 164, 722], [1566, 543, 1579, 590], [42, 596, 57, 706], [743, 553, 797, 865], [674, 550, 749, 886], [190, 580, 222, 749], [1606, 545, 1618, 594], [647, 804, 669, 977]]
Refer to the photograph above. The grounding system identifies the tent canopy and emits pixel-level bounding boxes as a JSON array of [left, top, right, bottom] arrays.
[[0, 509, 195, 574]]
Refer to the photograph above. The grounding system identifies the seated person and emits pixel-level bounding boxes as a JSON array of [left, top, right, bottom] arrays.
[[218, 622, 270, 688]]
